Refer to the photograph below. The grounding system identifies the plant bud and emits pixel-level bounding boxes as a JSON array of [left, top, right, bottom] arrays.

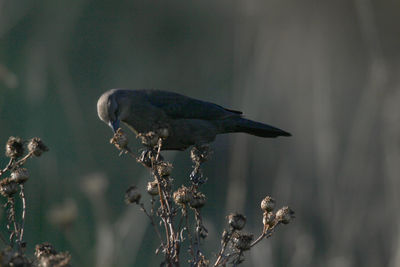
[[110, 129, 129, 149], [11, 168, 29, 184], [146, 180, 159, 196], [276, 206, 295, 224], [28, 137, 48, 157], [228, 213, 246, 230], [5, 136, 24, 158], [0, 178, 19, 197], [260, 196, 275, 212], [125, 186, 141, 204], [232, 232, 253, 251]]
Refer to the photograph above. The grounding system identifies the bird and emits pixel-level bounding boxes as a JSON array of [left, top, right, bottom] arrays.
[[97, 89, 291, 150]]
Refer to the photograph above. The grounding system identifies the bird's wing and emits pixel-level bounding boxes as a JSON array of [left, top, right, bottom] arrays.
[[142, 90, 242, 120]]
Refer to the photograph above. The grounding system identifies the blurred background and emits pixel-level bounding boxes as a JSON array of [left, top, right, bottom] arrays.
[[1, 0, 400, 266]]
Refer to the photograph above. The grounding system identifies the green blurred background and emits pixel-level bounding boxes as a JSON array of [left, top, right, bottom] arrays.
[[1, 0, 400, 266]]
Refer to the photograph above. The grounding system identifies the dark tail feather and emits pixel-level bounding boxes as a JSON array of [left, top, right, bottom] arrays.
[[226, 117, 291, 138]]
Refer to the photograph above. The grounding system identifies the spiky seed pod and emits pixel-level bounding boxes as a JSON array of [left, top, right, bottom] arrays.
[[0, 178, 19, 197], [146, 180, 159, 196], [263, 212, 276, 229], [276, 206, 295, 224], [5, 136, 24, 158], [10, 168, 29, 184], [228, 213, 246, 230], [157, 162, 173, 177], [28, 137, 48, 157], [189, 191, 207, 209], [232, 232, 253, 251], [173, 186, 192, 205], [260, 196, 275, 212], [125, 186, 141, 204]]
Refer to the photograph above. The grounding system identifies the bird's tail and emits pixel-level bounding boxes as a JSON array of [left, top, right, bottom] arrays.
[[223, 117, 291, 138]]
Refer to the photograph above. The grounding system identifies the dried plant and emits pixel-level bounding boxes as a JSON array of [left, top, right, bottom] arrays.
[[0, 136, 71, 267], [110, 128, 295, 266]]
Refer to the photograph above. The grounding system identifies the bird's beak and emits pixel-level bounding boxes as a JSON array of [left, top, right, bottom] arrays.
[[109, 119, 120, 133]]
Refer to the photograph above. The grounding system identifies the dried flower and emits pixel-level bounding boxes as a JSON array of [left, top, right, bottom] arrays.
[[35, 243, 71, 267], [0, 178, 19, 197], [10, 168, 29, 184], [260, 196, 275, 212], [138, 131, 159, 147], [157, 161, 173, 177], [125, 186, 141, 204], [28, 137, 48, 157], [276, 206, 295, 224], [173, 186, 192, 205], [190, 145, 211, 164], [263, 212, 276, 229], [189, 191, 206, 209], [35, 243, 57, 259], [228, 213, 246, 230], [110, 128, 129, 150], [5, 136, 24, 158], [232, 232, 253, 251], [146, 180, 159, 196]]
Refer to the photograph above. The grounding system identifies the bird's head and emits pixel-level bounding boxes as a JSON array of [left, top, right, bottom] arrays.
[[97, 90, 121, 133]]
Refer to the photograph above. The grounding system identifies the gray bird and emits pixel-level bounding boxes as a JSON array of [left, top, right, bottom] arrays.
[[97, 89, 291, 150]]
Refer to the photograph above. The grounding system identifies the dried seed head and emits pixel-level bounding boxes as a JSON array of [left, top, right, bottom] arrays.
[[276, 206, 295, 224], [10, 168, 29, 184], [125, 186, 141, 204], [0, 178, 19, 197], [228, 213, 246, 230], [6, 253, 30, 267], [35, 243, 57, 259], [138, 131, 159, 147], [189, 191, 207, 209], [263, 212, 276, 228], [232, 232, 253, 251], [157, 128, 169, 139], [146, 180, 159, 196], [38, 252, 71, 267], [173, 186, 192, 205], [190, 145, 211, 164], [110, 128, 129, 150], [5, 136, 24, 158], [157, 161, 173, 177], [28, 137, 48, 157], [261, 196, 275, 212]]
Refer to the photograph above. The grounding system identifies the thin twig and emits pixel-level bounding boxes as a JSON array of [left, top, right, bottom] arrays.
[[19, 184, 26, 244]]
